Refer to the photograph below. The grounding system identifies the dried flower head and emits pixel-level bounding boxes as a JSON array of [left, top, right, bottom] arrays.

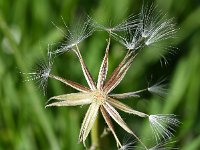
[[45, 38, 149, 148], [25, 3, 180, 150]]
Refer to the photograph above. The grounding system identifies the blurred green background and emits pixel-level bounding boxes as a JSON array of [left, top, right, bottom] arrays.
[[0, 0, 200, 150]]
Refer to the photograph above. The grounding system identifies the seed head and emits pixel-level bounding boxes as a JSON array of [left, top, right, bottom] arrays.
[[53, 16, 94, 54], [149, 140, 178, 150], [148, 78, 168, 97], [149, 114, 180, 143], [110, 3, 177, 57], [139, 3, 177, 46], [111, 26, 143, 50], [26, 3, 180, 149], [94, 14, 139, 33], [118, 135, 136, 150], [22, 47, 54, 94]]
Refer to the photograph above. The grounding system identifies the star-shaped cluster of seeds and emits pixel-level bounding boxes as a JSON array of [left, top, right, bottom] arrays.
[[24, 3, 180, 150]]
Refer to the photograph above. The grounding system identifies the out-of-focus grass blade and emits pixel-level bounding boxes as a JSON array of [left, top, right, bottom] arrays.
[[0, 14, 60, 150], [179, 34, 200, 137], [69, 109, 83, 150], [178, 7, 200, 43], [182, 135, 200, 150], [163, 59, 188, 113], [163, 32, 200, 114]]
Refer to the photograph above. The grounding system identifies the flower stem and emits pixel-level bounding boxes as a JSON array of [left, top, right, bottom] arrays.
[[90, 114, 100, 150]]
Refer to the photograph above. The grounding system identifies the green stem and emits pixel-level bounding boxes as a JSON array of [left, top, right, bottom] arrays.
[[91, 114, 100, 150]]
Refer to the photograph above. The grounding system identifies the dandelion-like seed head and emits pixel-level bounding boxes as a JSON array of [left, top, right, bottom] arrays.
[[110, 3, 177, 55], [118, 135, 136, 150], [118, 142, 135, 150], [94, 13, 139, 33], [22, 47, 54, 94], [148, 78, 168, 97], [25, 3, 180, 150], [111, 26, 143, 51], [53, 16, 95, 54], [149, 140, 178, 150], [139, 3, 177, 46], [149, 114, 180, 143]]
